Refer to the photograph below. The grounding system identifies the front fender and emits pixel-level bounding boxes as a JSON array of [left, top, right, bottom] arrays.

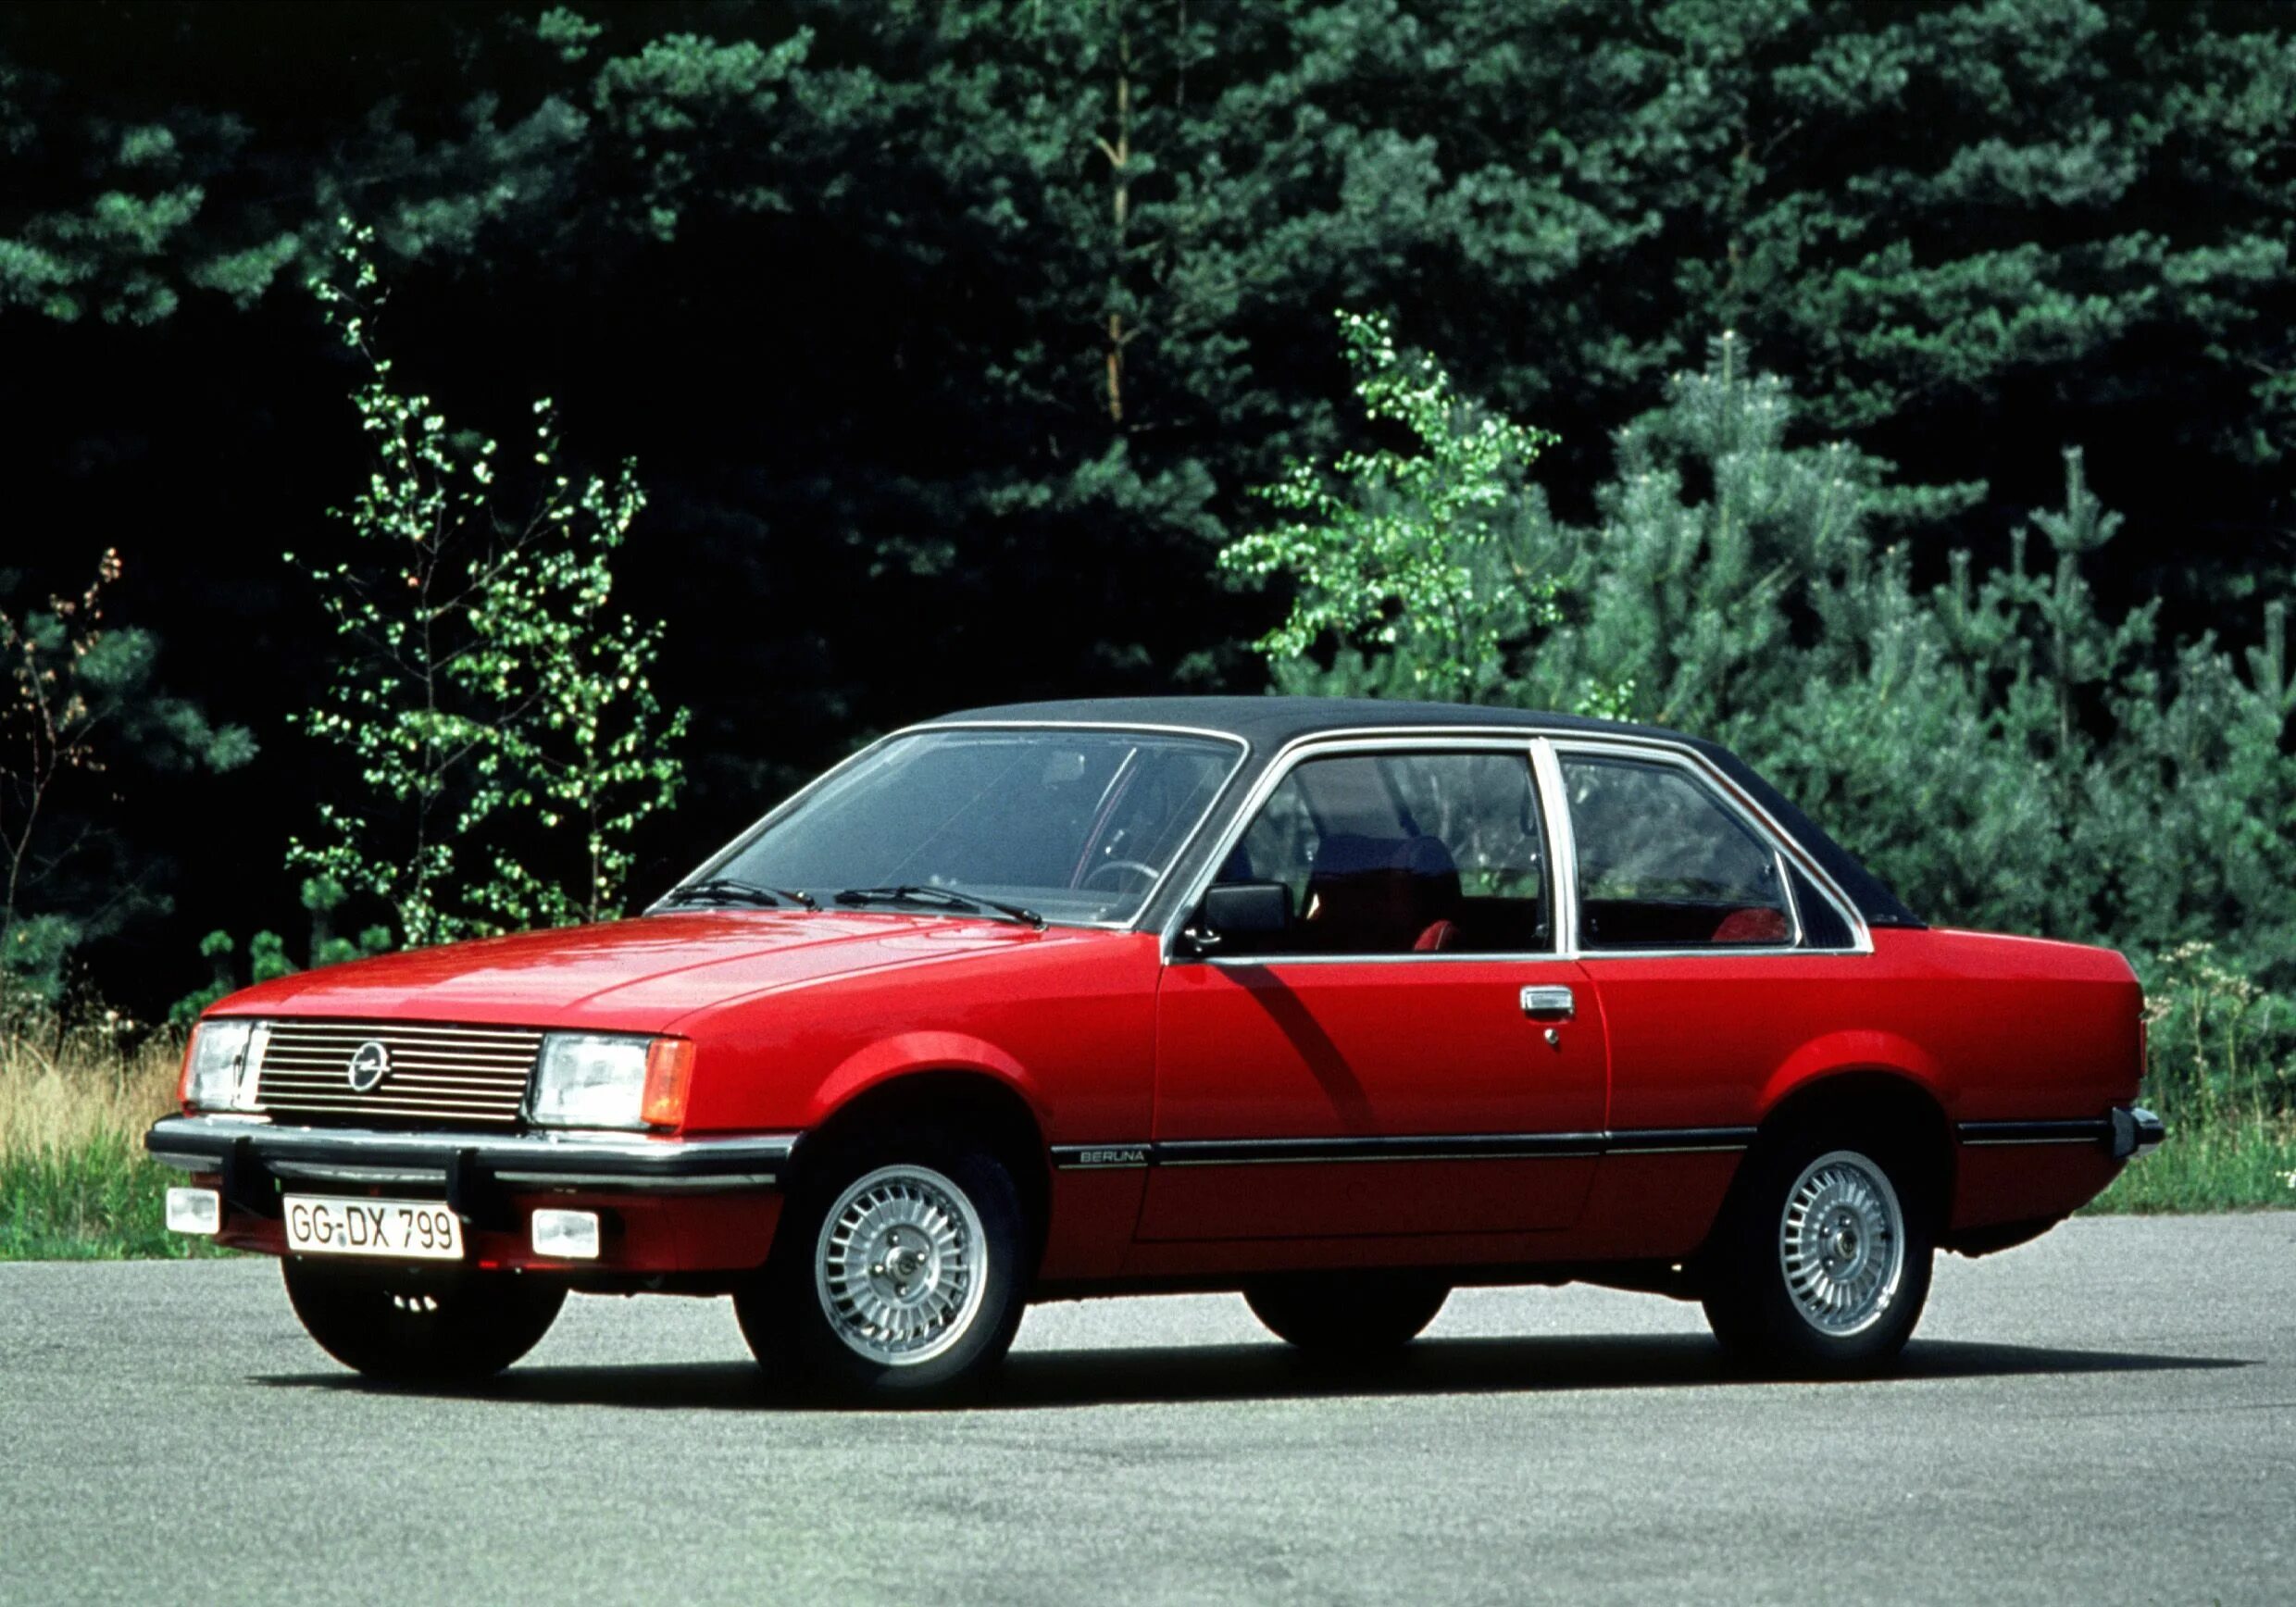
[[807, 1030, 1047, 1127]]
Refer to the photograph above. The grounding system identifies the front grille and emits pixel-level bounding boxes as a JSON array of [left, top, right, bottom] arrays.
[[256, 1020, 543, 1128]]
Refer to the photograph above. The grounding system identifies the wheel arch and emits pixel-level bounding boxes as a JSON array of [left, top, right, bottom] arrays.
[[1687, 1062, 1955, 1300], [792, 1062, 1053, 1260], [1747, 1064, 1957, 1222]]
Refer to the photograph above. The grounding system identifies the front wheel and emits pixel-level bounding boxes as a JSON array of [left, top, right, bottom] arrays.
[[1244, 1273, 1450, 1356], [1700, 1136, 1934, 1377], [736, 1134, 1029, 1402], [282, 1260, 566, 1384]]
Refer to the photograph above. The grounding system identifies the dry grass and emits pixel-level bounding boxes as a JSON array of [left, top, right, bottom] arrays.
[[0, 1023, 181, 1153], [0, 1019, 224, 1259]]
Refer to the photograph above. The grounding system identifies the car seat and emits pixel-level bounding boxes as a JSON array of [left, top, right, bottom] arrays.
[[1303, 833, 1464, 953]]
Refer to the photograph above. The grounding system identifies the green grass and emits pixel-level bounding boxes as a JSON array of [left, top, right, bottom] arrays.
[[2085, 1104, 2296, 1215], [0, 1025, 233, 1260], [0, 1132, 233, 1260]]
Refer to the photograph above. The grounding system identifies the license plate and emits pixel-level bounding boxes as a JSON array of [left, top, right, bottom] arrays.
[[283, 1195, 465, 1262]]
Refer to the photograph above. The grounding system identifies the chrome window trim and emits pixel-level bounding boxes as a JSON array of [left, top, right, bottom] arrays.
[[1529, 736, 1580, 953], [1159, 730, 1559, 965], [659, 720, 1252, 934], [1157, 723, 1872, 963], [1546, 735, 1872, 958], [1774, 845, 1808, 946]]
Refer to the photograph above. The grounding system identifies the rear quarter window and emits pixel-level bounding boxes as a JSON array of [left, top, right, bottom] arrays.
[[1561, 754, 1794, 950]]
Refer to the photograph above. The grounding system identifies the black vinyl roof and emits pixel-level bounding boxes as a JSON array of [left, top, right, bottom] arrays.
[[926, 696, 1923, 928], [932, 695, 1691, 750]]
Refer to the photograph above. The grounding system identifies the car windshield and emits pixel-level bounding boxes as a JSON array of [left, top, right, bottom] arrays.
[[688, 728, 1240, 927]]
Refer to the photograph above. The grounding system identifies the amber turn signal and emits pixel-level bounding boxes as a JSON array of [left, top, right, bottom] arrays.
[[641, 1037, 696, 1128]]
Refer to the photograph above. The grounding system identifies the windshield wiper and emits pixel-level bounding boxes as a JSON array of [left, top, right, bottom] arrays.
[[832, 884, 1045, 929], [661, 878, 817, 911]]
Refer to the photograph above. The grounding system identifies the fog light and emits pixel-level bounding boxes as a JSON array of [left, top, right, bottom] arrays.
[[530, 1208, 601, 1261], [166, 1187, 221, 1236]]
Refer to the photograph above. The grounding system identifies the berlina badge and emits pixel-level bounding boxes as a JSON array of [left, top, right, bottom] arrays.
[[346, 1040, 392, 1094]]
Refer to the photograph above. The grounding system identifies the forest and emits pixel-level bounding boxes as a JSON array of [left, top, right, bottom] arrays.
[[1, 0, 2291, 1097]]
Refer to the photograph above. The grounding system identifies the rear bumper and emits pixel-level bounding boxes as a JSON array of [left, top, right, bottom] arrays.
[[146, 1114, 796, 1197], [1955, 1103, 2165, 1161], [2112, 1104, 2166, 1160]]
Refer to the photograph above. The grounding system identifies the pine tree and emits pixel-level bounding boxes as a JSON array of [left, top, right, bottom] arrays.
[[1241, 318, 2296, 984], [2, 1, 2293, 1008]]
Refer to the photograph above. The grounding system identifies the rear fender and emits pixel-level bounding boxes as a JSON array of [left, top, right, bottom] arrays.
[[1756, 1029, 1947, 1117]]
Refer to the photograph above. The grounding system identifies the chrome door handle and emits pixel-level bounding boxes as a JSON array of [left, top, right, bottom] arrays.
[[1520, 985, 1575, 1019]]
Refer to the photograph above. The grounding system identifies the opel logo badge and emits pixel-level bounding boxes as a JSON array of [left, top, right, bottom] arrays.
[[346, 1040, 392, 1094]]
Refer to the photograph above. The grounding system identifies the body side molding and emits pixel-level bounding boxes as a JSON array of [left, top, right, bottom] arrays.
[[1049, 1127, 1753, 1171]]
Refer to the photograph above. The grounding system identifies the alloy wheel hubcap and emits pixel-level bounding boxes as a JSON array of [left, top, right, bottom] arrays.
[[1778, 1150, 1905, 1338], [815, 1165, 988, 1365]]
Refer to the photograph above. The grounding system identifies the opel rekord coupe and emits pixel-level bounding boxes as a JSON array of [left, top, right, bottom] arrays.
[[149, 699, 2162, 1399]]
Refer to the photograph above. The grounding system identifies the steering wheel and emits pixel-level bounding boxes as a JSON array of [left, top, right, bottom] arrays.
[[1082, 858, 1160, 891]]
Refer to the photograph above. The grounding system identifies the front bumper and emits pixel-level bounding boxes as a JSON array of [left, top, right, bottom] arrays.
[[146, 1114, 797, 1216]]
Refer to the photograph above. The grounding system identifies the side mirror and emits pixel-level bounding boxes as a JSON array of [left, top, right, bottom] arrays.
[[1179, 881, 1292, 956]]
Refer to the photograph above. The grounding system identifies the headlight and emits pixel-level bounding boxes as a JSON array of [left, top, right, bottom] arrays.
[[530, 1033, 694, 1130], [180, 1019, 269, 1113]]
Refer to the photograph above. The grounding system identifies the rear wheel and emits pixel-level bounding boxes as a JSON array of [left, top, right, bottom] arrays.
[[1244, 1273, 1450, 1356], [1700, 1132, 1934, 1377], [281, 1260, 565, 1384], [737, 1130, 1029, 1402]]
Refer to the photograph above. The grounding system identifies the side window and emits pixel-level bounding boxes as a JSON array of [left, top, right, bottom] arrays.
[[1217, 752, 1551, 955], [1561, 754, 1794, 950]]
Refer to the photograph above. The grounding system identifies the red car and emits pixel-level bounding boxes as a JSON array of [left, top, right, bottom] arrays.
[[149, 698, 2162, 1399]]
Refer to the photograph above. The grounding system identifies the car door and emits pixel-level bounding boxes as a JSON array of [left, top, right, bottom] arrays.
[[1552, 743, 1867, 1151], [1140, 741, 1608, 1240]]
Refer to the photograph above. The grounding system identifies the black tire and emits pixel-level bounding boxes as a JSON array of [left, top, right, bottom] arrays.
[[736, 1127, 1029, 1403], [281, 1259, 566, 1384], [1698, 1127, 1936, 1377], [1243, 1272, 1450, 1356]]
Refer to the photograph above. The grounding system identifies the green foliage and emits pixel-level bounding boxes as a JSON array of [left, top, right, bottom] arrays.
[[2090, 941, 2296, 1213], [7, 1, 2291, 472], [2140, 942, 2295, 1115], [1242, 320, 2296, 996], [286, 226, 688, 948], [0, 552, 253, 1003], [0, 1, 2293, 1015], [1241, 315, 2296, 1211], [165, 876, 393, 1026], [1221, 312, 1560, 700]]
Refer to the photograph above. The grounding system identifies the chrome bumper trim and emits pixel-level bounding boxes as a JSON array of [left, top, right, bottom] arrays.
[[145, 1115, 798, 1196], [1955, 1105, 2165, 1160]]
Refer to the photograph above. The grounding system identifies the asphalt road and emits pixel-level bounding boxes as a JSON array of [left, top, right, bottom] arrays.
[[3, 1215, 2291, 1606]]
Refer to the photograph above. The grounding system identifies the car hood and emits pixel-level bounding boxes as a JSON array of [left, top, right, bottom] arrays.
[[211, 910, 1113, 1033]]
